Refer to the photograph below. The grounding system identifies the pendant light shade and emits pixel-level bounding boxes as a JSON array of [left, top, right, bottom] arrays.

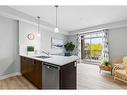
[[37, 16, 41, 37], [54, 5, 59, 33], [54, 27, 59, 33], [37, 32, 41, 37]]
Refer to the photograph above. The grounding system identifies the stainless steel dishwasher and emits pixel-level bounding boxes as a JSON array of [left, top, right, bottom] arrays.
[[42, 62, 60, 89]]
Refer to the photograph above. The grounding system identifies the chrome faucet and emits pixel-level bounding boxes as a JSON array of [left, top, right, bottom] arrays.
[[41, 50, 50, 56]]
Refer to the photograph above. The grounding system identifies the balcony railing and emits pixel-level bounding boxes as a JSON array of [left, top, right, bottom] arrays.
[[84, 50, 102, 61]]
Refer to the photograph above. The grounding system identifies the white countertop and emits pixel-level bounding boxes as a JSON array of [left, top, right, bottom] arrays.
[[19, 53, 79, 66]]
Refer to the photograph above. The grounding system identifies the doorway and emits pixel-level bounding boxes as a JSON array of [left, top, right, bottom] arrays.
[[81, 32, 103, 65]]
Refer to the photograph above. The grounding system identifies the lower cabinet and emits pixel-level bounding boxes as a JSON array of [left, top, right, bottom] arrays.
[[21, 56, 42, 89], [20, 56, 76, 89]]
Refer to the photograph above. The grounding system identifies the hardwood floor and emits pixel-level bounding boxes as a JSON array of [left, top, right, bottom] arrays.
[[0, 75, 36, 89], [77, 63, 127, 89], [0, 63, 127, 89]]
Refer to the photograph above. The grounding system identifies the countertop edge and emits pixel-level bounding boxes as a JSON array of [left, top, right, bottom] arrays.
[[19, 54, 79, 66]]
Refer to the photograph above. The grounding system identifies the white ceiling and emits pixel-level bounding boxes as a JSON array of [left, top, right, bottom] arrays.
[[11, 6, 127, 32]]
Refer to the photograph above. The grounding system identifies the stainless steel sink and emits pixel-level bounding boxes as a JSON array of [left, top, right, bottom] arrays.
[[35, 56, 51, 59]]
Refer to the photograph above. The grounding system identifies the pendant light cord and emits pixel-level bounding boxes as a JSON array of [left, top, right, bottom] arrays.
[[37, 16, 40, 33], [55, 5, 58, 28]]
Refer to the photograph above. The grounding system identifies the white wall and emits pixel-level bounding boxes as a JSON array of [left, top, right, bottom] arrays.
[[19, 21, 67, 55], [109, 27, 127, 60], [0, 16, 19, 76], [67, 35, 78, 55], [40, 28, 67, 55], [19, 21, 41, 54]]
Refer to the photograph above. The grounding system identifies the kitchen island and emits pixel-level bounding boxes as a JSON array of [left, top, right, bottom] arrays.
[[20, 54, 79, 89]]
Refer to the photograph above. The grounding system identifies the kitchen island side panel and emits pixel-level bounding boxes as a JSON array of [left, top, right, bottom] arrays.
[[59, 61, 77, 89]]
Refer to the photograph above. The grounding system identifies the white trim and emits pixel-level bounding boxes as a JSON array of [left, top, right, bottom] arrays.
[[0, 72, 21, 80], [69, 19, 127, 35]]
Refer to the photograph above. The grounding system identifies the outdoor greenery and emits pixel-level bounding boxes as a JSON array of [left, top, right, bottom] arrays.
[[85, 43, 103, 59]]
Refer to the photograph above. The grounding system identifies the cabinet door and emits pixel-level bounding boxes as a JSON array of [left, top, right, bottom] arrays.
[[33, 60, 42, 89], [60, 61, 77, 89], [25, 58, 34, 83], [21, 57, 26, 75], [21, 57, 42, 89]]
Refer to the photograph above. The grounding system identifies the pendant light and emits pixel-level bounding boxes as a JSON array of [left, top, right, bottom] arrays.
[[54, 5, 59, 33], [37, 16, 41, 37]]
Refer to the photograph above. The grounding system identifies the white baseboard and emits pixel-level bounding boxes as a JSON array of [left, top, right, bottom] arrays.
[[0, 72, 21, 80]]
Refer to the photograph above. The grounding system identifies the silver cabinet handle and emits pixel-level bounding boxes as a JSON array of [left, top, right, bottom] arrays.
[[74, 62, 77, 67], [46, 66, 50, 69]]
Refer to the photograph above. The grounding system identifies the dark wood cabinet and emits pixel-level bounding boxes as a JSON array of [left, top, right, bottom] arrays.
[[21, 56, 77, 89], [21, 56, 42, 89], [60, 62, 76, 89], [33, 60, 42, 88]]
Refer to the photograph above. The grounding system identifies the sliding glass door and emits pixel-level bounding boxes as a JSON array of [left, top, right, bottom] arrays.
[[81, 32, 103, 65]]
